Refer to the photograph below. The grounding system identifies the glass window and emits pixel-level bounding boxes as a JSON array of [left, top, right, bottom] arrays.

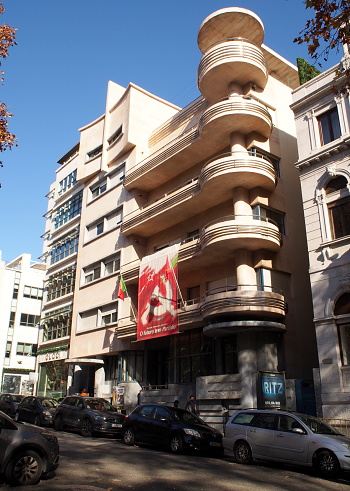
[[317, 107, 341, 145], [328, 197, 350, 239], [54, 192, 82, 229], [50, 231, 79, 265], [20, 313, 40, 327], [251, 413, 276, 429], [16, 342, 37, 356], [253, 205, 285, 235]]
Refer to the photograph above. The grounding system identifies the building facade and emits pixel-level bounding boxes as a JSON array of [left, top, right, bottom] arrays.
[[44, 7, 319, 420], [36, 144, 82, 398], [0, 253, 45, 394], [292, 41, 350, 418]]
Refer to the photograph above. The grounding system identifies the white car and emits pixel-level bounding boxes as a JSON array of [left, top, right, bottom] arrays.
[[223, 409, 350, 477]]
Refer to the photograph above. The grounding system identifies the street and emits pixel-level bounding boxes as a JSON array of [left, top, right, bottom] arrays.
[[3, 429, 350, 491]]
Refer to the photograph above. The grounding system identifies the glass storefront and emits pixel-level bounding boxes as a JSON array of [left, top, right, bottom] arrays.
[[37, 360, 68, 398]]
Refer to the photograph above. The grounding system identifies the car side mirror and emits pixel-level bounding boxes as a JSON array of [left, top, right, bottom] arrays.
[[292, 427, 305, 434]]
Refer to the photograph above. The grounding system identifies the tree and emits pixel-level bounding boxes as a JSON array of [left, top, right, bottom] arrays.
[[0, 1, 16, 171], [294, 0, 350, 94]]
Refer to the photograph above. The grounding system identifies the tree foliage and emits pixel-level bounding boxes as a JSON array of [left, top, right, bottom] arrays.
[[294, 0, 350, 94], [0, 2, 16, 168]]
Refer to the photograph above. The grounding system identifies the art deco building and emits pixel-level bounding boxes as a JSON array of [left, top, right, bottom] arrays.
[[292, 39, 350, 418], [44, 7, 318, 420], [0, 253, 45, 394]]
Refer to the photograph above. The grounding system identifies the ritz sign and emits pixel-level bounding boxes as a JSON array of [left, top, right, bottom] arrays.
[[257, 371, 286, 410]]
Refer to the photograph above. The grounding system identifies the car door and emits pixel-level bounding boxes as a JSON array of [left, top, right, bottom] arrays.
[[18, 397, 34, 423], [247, 412, 276, 459], [150, 406, 172, 445], [134, 406, 156, 443], [63, 397, 83, 428], [0, 414, 10, 461], [272, 414, 310, 464]]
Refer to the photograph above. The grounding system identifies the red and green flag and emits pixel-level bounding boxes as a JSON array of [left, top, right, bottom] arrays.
[[118, 275, 127, 301]]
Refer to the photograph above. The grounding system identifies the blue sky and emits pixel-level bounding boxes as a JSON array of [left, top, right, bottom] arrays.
[[0, 0, 341, 263]]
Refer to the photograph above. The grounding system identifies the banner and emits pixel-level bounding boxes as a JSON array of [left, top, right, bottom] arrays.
[[137, 244, 179, 341]]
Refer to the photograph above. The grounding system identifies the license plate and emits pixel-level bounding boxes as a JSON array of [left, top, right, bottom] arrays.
[[209, 442, 221, 447], [111, 423, 122, 428]]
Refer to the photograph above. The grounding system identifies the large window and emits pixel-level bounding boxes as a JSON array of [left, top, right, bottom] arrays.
[[16, 342, 37, 356], [43, 307, 72, 341], [46, 266, 76, 301], [50, 230, 79, 265], [325, 176, 350, 240], [20, 313, 40, 327], [54, 192, 82, 229], [23, 285, 44, 300], [58, 169, 77, 196], [85, 208, 123, 242], [83, 253, 120, 284], [317, 107, 341, 145], [253, 205, 285, 235], [78, 303, 118, 331]]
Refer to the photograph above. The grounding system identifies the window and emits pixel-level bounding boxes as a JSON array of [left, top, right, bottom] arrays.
[[249, 147, 280, 178], [54, 192, 82, 229], [325, 176, 350, 240], [5, 341, 12, 358], [78, 303, 118, 331], [58, 169, 77, 196], [16, 342, 37, 356], [43, 307, 72, 341], [107, 125, 123, 146], [83, 252, 120, 284], [86, 208, 123, 242], [23, 285, 44, 300], [87, 145, 102, 160], [46, 266, 76, 301], [50, 230, 79, 264], [222, 336, 238, 374], [119, 351, 143, 382], [253, 205, 285, 235], [20, 313, 40, 327], [317, 107, 341, 145], [90, 180, 107, 200]]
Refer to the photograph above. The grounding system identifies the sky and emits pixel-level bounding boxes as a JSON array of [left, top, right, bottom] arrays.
[[0, 0, 342, 264]]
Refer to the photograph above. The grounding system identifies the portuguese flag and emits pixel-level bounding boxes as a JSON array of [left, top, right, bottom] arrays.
[[118, 275, 127, 301]]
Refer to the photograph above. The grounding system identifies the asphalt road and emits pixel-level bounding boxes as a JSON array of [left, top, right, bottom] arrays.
[[4, 429, 350, 491]]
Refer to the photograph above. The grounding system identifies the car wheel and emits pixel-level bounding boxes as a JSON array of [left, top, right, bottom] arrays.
[[234, 440, 252, 464], [34, 414, 41, 426], [169, 434, 183, 454], [5, 450, 43, 486], [315, 450, 340, 477], [81, 418, 94, 437], [54, 415, 63, 431], [123, 427, 135, 445]]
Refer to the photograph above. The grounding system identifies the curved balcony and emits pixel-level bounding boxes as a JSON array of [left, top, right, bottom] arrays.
[[122, 153, 276, 237], [200, 215, 282, 252], [198, 8, 265, 53], [200, 286, 287, 321], [199, 97, 272, 141], [199, 151, 276, 192], [198, 39, 268, 101]]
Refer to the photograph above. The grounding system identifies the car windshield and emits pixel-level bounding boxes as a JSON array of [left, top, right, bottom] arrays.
[[171, 408, 206, 425], [40, 398, 58, 408], [85, 399, 115, 411], [298, 415, 343, 435]]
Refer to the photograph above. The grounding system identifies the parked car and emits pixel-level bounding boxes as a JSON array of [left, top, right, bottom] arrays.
[[122, 404, 223, 454], [15, 396, 58, 427], [53, 396, 125, 437], [0, 410, 59, 486], [223, 408, 350, 477], [0, 393, 24, 418]]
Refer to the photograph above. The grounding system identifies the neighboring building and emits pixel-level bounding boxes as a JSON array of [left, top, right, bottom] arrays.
[[291, 38, 350, 418], [0, 253, 45, 395], [45, 7, 318, 419], [36, 144, 82, 398]]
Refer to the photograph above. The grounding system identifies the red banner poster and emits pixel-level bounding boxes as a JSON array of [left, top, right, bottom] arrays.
[[137, 244, 179, 341]]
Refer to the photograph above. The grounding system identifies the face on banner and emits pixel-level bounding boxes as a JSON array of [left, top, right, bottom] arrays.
[[137, 245, 179, 341]]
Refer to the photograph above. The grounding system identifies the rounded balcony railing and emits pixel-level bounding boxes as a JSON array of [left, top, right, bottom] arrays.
[[200, 214, 282, 252], [199, 97, 272, 140], [199, 151, 276, 192], [198, 38, 268, 101]]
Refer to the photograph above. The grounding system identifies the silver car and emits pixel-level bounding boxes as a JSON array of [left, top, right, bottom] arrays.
[[223, 409, 350, 477]]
